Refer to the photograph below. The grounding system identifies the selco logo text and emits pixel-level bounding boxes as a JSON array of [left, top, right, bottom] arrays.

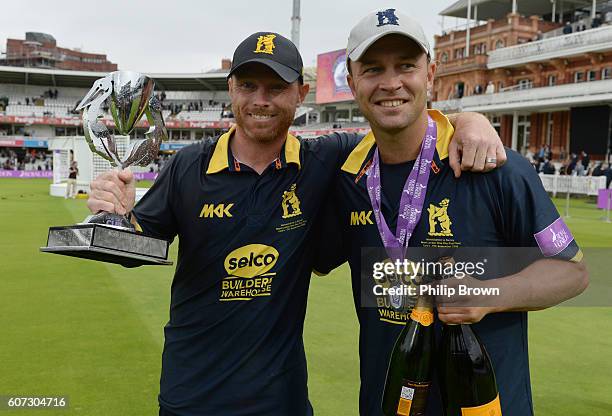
[[224, 244, 279, 278]]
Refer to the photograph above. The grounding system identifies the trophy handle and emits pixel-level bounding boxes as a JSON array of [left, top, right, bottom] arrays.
[[78, 76, 123, 167], [82, 110, 122, 167], [120, 95, 168, 169]]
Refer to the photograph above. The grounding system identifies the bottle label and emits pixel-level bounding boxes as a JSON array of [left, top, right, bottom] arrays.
[[410, 308, 434, 327], [461, 394, 502, 416], [396, 380, 430, 416]]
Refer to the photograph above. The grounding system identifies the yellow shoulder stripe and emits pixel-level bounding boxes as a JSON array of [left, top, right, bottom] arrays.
[[340, 109, 455, 175], [429, 109, 454, 161], [206, 126, 235, 174], [285, 133, 301, 169], [340, 132, 376, 174]]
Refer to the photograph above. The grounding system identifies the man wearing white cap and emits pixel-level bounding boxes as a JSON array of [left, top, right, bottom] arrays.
[[316, 7, 588, 416]]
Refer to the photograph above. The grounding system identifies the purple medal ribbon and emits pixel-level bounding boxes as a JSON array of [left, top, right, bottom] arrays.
[[366, 116, 437, 262]]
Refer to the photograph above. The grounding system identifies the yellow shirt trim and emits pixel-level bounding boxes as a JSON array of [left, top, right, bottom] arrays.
[[340, 131, 376, 174], [340, 109, 454, 174], [206, 126, 235, 174], [570, 249, 584, 263], [133, 219, 143, 233], [285, 133, 301, 169], [206, 126, 301, 174]]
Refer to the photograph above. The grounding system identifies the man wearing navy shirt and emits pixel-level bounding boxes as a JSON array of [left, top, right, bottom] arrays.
[[315, 9, 589, 416], [87, 31, 506, 416]]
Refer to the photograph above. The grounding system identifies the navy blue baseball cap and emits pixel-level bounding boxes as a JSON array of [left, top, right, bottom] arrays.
[[228, 32, 303, 83]]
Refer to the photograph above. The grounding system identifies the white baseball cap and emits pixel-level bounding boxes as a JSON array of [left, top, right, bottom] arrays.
[[347, 8, 430, 61]]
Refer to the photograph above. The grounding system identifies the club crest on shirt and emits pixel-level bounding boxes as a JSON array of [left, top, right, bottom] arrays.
[[276, 183, 307, 233], [282, 184, 302, 219], [421, 198, 461, 248], [428, 198, 453, 237]]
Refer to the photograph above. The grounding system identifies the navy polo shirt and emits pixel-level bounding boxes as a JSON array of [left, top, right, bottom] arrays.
[[315, 110, 582, 416], [132, 126, 359, 415]]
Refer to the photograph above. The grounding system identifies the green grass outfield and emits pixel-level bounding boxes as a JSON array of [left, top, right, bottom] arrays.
[[0, 178, 611, 415]]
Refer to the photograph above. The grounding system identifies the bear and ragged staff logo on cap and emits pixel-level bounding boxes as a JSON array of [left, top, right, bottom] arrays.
[[254, 34, 277, 55]]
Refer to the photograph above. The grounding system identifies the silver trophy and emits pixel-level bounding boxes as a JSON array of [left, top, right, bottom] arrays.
[[41, 71, 172, 267]]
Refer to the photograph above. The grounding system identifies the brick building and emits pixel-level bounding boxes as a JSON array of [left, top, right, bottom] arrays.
[[1, 32, 117, 72], [432, 0, 612, 161]]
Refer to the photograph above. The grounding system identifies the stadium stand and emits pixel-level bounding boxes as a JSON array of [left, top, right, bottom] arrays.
[[0, 63, 367, 181], [168, 108, 225, 121]]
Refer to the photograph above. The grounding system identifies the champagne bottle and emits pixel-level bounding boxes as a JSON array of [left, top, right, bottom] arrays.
[[438, 324, 502, 416], [382, 296, 434, 416]]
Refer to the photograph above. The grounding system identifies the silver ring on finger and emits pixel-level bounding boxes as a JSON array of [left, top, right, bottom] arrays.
[[486, 158, 497, 164]]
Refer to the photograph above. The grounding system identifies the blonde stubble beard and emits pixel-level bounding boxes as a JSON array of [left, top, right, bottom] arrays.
[[233, 105, 295, 143]]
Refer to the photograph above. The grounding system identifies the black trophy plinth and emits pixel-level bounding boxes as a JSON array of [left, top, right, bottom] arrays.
[[40, 213, 172, 267]]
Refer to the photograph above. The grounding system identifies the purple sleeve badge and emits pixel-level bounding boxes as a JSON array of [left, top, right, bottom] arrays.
[[533, 217, 574, 257]]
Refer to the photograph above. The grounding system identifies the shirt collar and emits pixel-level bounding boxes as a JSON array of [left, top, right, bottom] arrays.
[[340, 109, 453, 174], [206, 125, 302, 174]]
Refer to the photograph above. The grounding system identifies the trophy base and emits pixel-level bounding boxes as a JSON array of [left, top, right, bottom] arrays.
[[40, 224, 172, 268]]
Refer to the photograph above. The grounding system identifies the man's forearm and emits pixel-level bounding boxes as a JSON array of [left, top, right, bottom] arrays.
[[492, 258, 589, 313]]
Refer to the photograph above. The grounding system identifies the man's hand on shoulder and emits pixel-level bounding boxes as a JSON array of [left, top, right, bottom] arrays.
[[447, 112, 507, 178], [87, 168, 136, 216]]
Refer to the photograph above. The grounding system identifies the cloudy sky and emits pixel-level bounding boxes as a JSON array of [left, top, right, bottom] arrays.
[[0, 0, 467, 73]]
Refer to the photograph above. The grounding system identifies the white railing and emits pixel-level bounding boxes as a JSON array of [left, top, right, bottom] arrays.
[[542, 18, 594, 39], [432, 78, 612, 112], [539, 174, 607, 197], [488, 25, 612, 68]]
